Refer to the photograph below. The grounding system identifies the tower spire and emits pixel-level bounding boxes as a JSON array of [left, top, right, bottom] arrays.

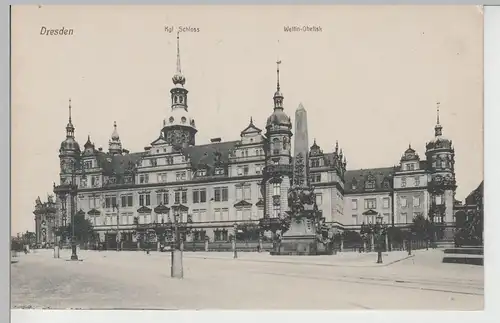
[[273, 60, 284, 110], [437, 101, 440, 125], [276, 59, 281, 92], [176, 31, 181, 74], [65, 98, 75, 138], [172, 31, 186, 86], [434, 101, 443, 137], [68, 98, 72, 124]]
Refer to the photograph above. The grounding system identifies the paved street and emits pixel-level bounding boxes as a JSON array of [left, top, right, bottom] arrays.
[[11, 249, 483, 310]]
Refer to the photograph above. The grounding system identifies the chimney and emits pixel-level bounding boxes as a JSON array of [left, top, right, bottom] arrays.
[[123, 149, 129, 155], [210, 137, 222, 143], [98, 147, 103, 152]]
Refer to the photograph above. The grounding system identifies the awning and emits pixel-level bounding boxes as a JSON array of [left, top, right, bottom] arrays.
[[137, 206, 152, 214], [154, 203, 170, 214], [362, 209, 379, 216], [234, 200, 253, 207], [87, 208, 101, 216], [170, 204, 189, 212]]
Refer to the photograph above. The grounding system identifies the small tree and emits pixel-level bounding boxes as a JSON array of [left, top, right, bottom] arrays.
[[61, 214, 95, 244]]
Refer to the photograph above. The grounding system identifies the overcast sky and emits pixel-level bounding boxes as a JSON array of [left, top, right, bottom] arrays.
[[11, 5, 483, 233]]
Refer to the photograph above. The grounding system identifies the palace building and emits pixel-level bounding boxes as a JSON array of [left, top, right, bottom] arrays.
[[47, 35, 458, 245]]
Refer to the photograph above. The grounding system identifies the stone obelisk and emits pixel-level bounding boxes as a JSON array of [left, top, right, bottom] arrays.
[[293, 103, 310, 187], [276, 103, 324, 255]]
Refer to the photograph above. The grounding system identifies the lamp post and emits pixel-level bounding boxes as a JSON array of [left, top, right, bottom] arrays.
[[112, 203, 121, 251], [170, 205, 183, 278], [233, 223, 238, 259], [374, 215, 387, 264], [68, 160, 86, 261]]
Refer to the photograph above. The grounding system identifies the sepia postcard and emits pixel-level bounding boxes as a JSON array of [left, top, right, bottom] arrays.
[[10, 5, 484, 311]]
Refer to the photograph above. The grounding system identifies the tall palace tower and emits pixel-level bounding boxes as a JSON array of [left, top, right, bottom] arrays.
[[425, 103, 457, 231], [262, 61, 293, 220]]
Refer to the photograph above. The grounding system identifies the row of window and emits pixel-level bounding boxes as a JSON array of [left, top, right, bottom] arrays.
[[351, 198, 391, 210], [401, 176, 421, 188], [99, 186, 240, 209], [237, 149, 265, 158], [88, 206, 267, 226]]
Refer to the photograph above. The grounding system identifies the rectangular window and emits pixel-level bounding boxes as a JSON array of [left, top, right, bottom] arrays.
[[175, 192, 180, 204], [316, 193, 323, 206], [310, 173, 321, 183], [257, 184, 263, 199], [176, 172, 186, 181], [351, 199, 358, 210], [145, 194, 150, 206], [257, 208, 264, 219], [352, 214, 358, 225], [413, 196, 420, 207], [200, 189, 206, 203], [401, 213, 408, 224], [400, 197, 407, 208], [139, 174, 149, 184], [193, 190, 199, 203], [435, 195, 443, 205], [401, 177, 407, 188], [214, 188, 221, 202], [157, 192, 169, 205], [383, 198, 390, 209], [243, 208, 251, 220], [273, 205, 281, 218], [181, 191, 187, 204], [243, 185, 251, 201], [236, 209, 243, 221], [214, 208, 221, 221], [383, 213, 390, 224], [255, 164, 262, 174], [157, 173, 167, 183], [365, 199, 376, 209], [273, 183, 280, 196], [91, 176, 100, 187], [105, 197, 111, 208], [121, 195, 133, 208], [243, 165, 249, 176], [237, 167, 243, 176], [415, 176, 420, 186], [222, 208, 229, 221], [236, 187, 243, 200], [214, 187, 229, 202]]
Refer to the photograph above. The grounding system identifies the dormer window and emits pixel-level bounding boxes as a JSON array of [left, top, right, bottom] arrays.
[[150, 159, 157, 167], [84, 160, 93, 169], [198, 169, 207, 177], [215, 167, 224, 175], [365, 180, 375, 189], [352, 184, 357, 190], [311, 159, 320, 168]]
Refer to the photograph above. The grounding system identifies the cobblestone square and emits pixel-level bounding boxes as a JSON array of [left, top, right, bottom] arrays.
[[11, 249, 483, 310]]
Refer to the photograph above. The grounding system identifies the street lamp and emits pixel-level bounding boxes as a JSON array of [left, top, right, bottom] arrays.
[[233, 223, 238, 259], [68, 161, 86, 261], [170, 205, 183, 278], [112, 203, 121, 251], [374, 215, 387, 264]]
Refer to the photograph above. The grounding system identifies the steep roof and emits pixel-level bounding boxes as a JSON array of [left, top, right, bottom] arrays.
[[95, 151, 145, 176], [344, 167, 395, 194], [182, 140, 239, 168], [465, 181, 483, 205]]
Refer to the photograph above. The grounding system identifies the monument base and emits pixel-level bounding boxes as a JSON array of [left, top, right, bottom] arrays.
[[270, 217, 334, 256]]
